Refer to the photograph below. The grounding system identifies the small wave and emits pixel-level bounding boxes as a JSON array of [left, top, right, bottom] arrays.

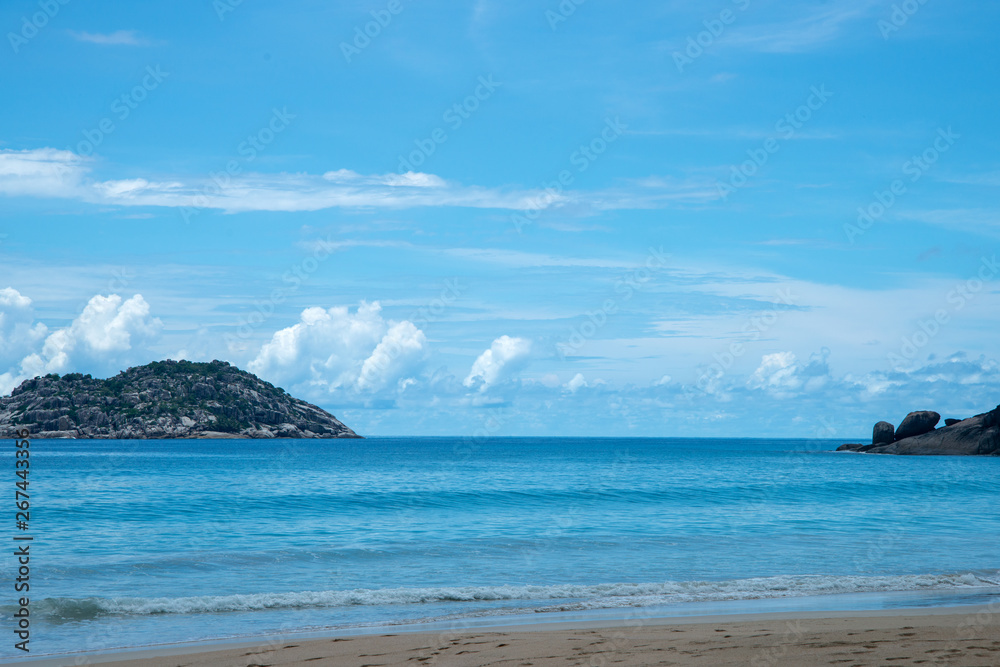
[[24, 571, 1000, 622]]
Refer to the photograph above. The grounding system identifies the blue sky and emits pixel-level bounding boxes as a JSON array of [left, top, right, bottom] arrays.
[[1, 0, 999, 438]]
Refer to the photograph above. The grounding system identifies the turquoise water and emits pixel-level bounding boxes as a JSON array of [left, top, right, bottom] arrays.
[[3, 437, 999, 659]]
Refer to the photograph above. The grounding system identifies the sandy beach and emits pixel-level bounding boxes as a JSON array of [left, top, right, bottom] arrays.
[[24, 606, 999, 667]]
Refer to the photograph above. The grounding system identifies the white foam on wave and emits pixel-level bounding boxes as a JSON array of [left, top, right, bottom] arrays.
[[35, 571, 1000, 621], [42, 571, 1000, 619]]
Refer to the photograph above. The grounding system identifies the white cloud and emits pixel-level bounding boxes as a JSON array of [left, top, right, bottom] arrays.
[[69, 294, 161, 354], [383, 172, 448, 188], [29, 294, 162, 376], [537, 373, 561, 388], [749, 351, 801, 391], [357, 321, 428, 392], [590, 175, 722, 208], [724, 1, 877, 53], [0, 148, 88, 198], [464, 335, 532, 391], [564, 372, 587, 393], [0, 289, 39, 345], [748, 349, 831, 396], [69, 30, 152, 46], [0, 292, 163, 394], [0, 148, 727, 216], [895, 208, 1000, 236], [3, 288, 1000, 438], [0, 289, 47, 382], [0, 148, 558, 214], [321, 169, 448, 188], [248, 302, 428, 399], [0, 288, 30, 309], [439, 247, 648, 269]]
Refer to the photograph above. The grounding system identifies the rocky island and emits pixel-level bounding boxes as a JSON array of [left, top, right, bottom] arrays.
[[0, 360, 360, 439], [838, 404, 999, 455]]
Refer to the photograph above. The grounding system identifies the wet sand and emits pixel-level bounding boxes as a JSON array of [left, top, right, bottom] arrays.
[[26, 606, 1000, 667]]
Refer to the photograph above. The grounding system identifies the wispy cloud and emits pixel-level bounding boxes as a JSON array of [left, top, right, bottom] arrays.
[[69, 30, 155, 46], [470, 0, 497, 31], [437, 247, 649, 269], [752, 238, 847, 248], [627, 127, 842, 140], [896, 208, 1000, 236], [723, 1, 878, 53], [940, 171, 1000, 187], [0, 147, 721, 215], [302, 238, 663, 271], [0, 148, 558, 213], [0, 148, 89, 198]]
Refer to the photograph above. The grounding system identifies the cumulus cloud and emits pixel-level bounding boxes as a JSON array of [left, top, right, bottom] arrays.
[[464, 335, 532, 391], [0, 289, 48, 392], [0, 288, 47, 366], [357, 321, 429, 392], [564, 372, 587, 393], [25, 294, 162, 376], [748, 351, 800, 391], [248, 302, 428, 399], [0, 291, 163, 394], [747, 349, 831, 396]]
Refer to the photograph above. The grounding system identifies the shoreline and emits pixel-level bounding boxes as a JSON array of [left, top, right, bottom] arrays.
[[10, 603, 1000, 666]]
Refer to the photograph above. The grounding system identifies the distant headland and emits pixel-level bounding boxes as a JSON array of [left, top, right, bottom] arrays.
[[838, 405, 999, 455], [0, 360, 360, 439]]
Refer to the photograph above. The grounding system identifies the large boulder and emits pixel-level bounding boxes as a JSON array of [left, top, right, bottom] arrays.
[[894, 411, 940, 441], [864, 406, 1000, 456], [872, 421, 895, 445], [944, 418, 963, 427]]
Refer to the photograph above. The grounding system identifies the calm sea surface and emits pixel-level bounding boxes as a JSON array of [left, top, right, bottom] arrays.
[[3, 437, 999, 659]]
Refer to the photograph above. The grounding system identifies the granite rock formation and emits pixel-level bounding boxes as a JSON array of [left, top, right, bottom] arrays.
[[839, 405, 999, 456], [894, 411, 940, 441], [872, 421, 895, 446], [0, 360, 361, 439]]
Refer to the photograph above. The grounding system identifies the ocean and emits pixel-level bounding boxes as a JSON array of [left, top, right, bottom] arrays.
[[4, 436, 999, 660]]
